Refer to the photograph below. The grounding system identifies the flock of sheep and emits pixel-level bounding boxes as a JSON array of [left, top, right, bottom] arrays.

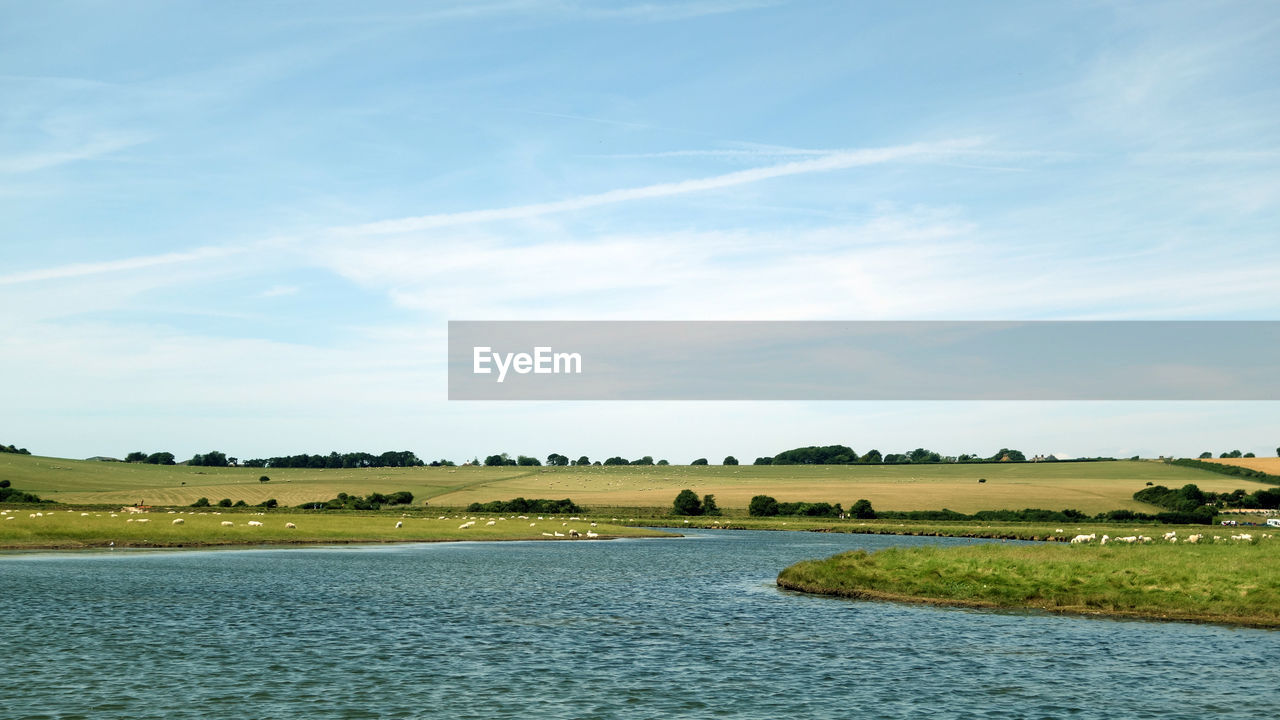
[[0, 508, 623, 539], [1066, 529, 1268, 544]]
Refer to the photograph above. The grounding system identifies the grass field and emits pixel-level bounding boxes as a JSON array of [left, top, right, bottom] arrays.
[[0, 507, 670, 550], [3, 453, 1275, 514], [777, 540, 1280, 627]]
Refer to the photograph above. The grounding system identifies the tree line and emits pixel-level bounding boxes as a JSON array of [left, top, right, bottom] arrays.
[[1, 443, 31, 455]]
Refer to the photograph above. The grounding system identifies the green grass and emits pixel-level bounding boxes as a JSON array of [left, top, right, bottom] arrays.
[[0, 507, 672, 550], [4, 453, 1271, 514], [777, 539, 1280, 627]]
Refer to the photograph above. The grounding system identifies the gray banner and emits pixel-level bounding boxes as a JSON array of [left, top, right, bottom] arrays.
[[448, 321, 1280, 400]]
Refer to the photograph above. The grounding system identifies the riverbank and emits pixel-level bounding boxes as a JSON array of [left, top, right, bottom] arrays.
[[0, 510, 673, 550], [777, 541, 1280, 628], [634, 516, 1266, 541]]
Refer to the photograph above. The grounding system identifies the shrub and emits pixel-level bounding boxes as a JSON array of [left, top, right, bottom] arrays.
[[702, 494, 720, 516], [465, 498, 581, 514], [673, 489, 702, 515], [723, 456, 738, 466], [259, 476, 270, 483], [849, 498, 875, 519], [257, 498, 278, 508], [690, 458, 708, 466], [191, 497, 211, 507], [217, 498, 232, 507], [749, 494, 779, 517]]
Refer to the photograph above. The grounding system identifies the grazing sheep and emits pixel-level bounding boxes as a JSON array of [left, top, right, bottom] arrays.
[[395, 521, 403, 528], [569, 529, 580, 538], [285, 522, 296, 528], [1138, 536, 1153, 543], [1117, 536, 1138, 543], [586, 531, 599, 538], [172, 518, 185, 525], [81, 513, 89, 517], [135, 519, 149, 523], [1186, 534, 1202, 544], [5, 516, 14, 521], [221, 521, 234, 526], [530, 523, 536, 527], [1232, 533, 1253, 541], [247, 520, 262, 527], [459, 521, 474, 529], [1163, 531, 1177, 541], [590, 522, 597, 527], [486, 520, 496, 526]]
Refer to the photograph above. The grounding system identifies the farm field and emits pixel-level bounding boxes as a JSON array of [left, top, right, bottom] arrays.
[[1203, 457, 1280, 474], [0, 508, 668, 550], [3, 453, 1276, 514]]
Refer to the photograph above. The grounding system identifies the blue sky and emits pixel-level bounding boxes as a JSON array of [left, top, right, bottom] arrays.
[[2, 0, 1278, 461]]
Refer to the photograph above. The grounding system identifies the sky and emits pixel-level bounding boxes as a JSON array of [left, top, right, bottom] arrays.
[[2, 0, 1278, 463]]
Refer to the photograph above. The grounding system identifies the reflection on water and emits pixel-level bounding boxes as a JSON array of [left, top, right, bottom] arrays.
[[3, 530, 1275, 719]]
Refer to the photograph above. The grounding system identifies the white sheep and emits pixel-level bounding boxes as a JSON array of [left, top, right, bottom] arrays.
[[172, 518, 184, 525], [285, 522, 296, 528], [1186, 534, 1202, 543], [486, 520, 496, 526], [5, 516, 14, 521], [221, 521, 234, 526], [459, 521, 474, 529], [136, 518, 150, 523], [247, 520, 263, 527], [395, 521, 403, 528], [586, 530, 599, 538], [553, 531, 565, 537]]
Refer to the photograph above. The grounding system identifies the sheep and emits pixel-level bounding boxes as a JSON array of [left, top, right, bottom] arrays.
[[486, 520, 496, 526], [285, 522, 296, 529], [221, 520, 234, 526], [459, 521, 475, 529], [247, 520, 263, 527], [1163, 530, 1178, 541], [395, 521, 403, 528], [1186, 534, 1202, 544], [5, 516, 13, 521], [135, 518, 149, 523], [172, 518, 185, 525], [541, 532, 554, 537], [529, 522, 536, 527], [81, 512, 89, 517], [554, 531, 565, 537], [1232, 533, 1253, 541], [586, 530, 599, 538], [1138, 536, 1153, 543], [1116, 536, 1138, 543], [590, 522, 597, 527]]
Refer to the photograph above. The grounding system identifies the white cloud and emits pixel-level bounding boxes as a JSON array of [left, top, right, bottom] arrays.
[[338, 140, 983, 236]]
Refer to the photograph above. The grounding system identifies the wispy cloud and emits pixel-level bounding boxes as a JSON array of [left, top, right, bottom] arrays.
[[0, 133, 148, 174], [341, 139, 982, 235], [0, 246, 240, 286]]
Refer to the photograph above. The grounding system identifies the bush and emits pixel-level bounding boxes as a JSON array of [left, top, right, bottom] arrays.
[[217, 498, 232, 507], [673, 489, 703, 516], [232, 499, 247, 507], [690, 458, 708, 466], [849, 498, 875, 519], [259, 476, 270, 483], [749, 494, 779, 517], [191, 497, 211, 507], [702, 494, 721, 516], [723, 456, 738, 466], [0, 486, 46, 503], [257, 498, 278, 508], [466, 498, 581, 514], [0, 479, 9, 488]]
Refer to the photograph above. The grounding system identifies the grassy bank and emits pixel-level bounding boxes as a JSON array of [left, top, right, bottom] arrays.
[[634, 516, 1270, 541], [0, 509, 672, 550], [777, 541, 1280, 628]]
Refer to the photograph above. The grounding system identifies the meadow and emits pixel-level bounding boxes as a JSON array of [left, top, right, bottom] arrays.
[[4, 453, 1272, 515], [777, 539, 1280, 627], [0, 507, 668, 550]]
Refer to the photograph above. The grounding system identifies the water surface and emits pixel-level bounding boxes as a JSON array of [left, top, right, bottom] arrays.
[[3, 531, 1274, 719]]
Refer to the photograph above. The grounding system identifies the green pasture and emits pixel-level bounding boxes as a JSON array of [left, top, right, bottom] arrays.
[[3, 453, 1273, 515]]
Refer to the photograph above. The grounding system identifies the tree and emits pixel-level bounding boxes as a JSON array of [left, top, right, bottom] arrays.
[[516, 455, 541, 466], [723, 456, 738, 466], [1198, 451, 1212, 459], [146, 452, 175, 465], [125, 451, 147, 463], [753, 457, 773, 465], [575, 456, 590, 466], [1244, 452, 1256, 458], [485, 453, 516, 466], [546, 453, 569, 466], [673, 489, 702, 516], [849, 498, 875, 519], [749, 494, 779, 516], [657, 459, 670, 465], [690, 458, 709, 466], [217, 498, 232, 507], [861, 449, 882, 464], [630, 456, 654, 466], [257, 498, 278, 508], [702, 494, 720, 516], [603, 456, 629, 466], [191, 497, 210, 507]]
